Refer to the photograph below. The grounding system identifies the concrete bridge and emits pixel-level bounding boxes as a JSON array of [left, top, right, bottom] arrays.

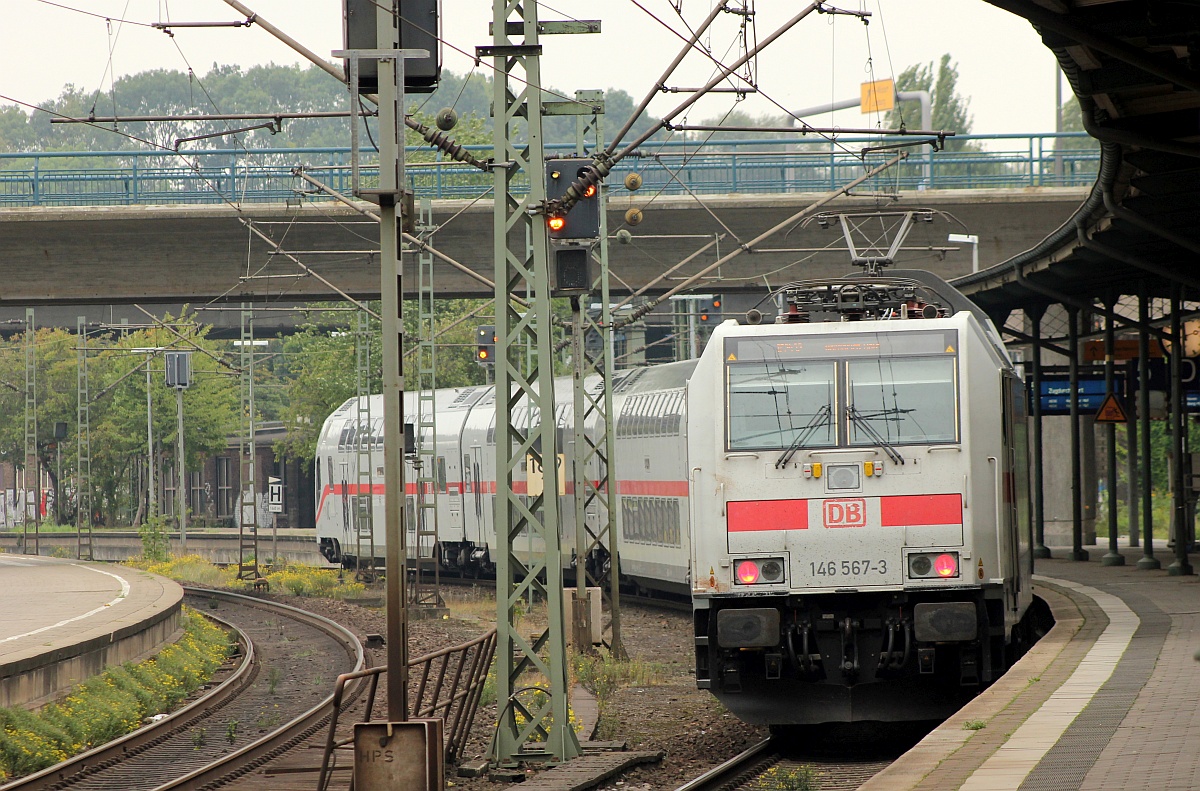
[[0, 135, 1096, 321]]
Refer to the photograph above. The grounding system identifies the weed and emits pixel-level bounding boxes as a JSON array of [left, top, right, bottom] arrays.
[[746, 764, 819, 790], [256, 712, 282, 731], [225, 720, 239, 744], [192, 728, 206, 749], [268, 668, 282, 696], [963, 719, 987, 731], [136, 516, 171, 563]]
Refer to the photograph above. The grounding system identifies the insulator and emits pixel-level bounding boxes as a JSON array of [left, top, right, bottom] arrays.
[[624, 207, 644, 226], [624, 172, 643, 191], [409, 117, 488, 171]]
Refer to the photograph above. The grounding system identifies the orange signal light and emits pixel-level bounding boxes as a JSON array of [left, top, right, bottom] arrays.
[[583, 184, 597, 198], [547, 215, 566, 232], [700, 313, 709, 321], [478, 349, 489, 360]]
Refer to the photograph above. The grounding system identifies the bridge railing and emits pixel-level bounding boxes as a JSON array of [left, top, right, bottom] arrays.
[[0, 133, 1099, 207]]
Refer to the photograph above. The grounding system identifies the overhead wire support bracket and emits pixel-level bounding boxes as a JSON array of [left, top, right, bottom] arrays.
[[152, 18, 254, 32]]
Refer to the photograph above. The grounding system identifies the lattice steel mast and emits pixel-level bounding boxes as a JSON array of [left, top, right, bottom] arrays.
[[24, 309, 38, 554], [568, 91, 624, 657], [413, 198, 445, 613], [76, 317, 93, 561], [354, 308, 377, 582], [488, 0, 583, 764], [237, 304, 259, 580]]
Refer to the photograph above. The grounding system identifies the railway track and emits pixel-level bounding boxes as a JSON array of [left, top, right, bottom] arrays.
[[673, 722, 931, 791], [2, 588, 364, 791]]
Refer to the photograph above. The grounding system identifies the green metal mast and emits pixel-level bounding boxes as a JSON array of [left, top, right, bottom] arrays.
[[354, 308, 377, 582], [413, 197, 444, 613], [23, 308, 38, 554], [489, 0, 579, 764], [237, 304, 259, 581], [568, 90, 624, 657], [76, 317, 93, 561]]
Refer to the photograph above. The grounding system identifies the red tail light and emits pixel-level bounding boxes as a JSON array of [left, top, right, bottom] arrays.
[[934, 553, 958, 577], [736, 560, 760, 584]]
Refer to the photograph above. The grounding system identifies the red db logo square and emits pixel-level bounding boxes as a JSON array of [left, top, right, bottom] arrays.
[[823, 498, 866, 528]]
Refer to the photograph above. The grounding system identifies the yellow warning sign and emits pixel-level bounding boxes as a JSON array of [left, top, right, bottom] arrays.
[[1094, 393, 1129, 424], [861, 78, 895, 113], [727, 353, 737, 361], [945, 345, 956, 353]]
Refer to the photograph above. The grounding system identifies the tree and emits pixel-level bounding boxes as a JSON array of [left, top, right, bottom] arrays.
[[885, 54, 973, 144]]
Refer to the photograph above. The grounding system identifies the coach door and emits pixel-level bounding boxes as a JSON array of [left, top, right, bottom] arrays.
[[1001, 373, 1025, 612]]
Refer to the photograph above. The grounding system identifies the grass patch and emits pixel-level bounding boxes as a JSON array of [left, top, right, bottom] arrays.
[[0, 608, 231, 780], [571, 651, 666, 740], [963, 719, 987, 731]]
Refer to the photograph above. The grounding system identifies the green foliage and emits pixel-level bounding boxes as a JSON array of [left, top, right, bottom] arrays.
[[571, 653, 665, 704], [0, 609, 230, 779], [0, 64, 658, 155], [963, 719, 987, 731], [137, 516, 171, 563], [885, 54, 973, 140]]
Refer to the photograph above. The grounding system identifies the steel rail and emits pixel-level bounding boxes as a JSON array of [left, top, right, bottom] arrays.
[[153, 587, 366, 790], [0, 588, 364, 791], [671, 738, 777, 791]]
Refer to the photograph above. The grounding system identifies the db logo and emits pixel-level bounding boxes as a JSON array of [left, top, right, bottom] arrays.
[[823, 498, 866, 528]]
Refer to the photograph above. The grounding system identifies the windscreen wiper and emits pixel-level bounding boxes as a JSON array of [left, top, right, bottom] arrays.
[[846, 406, 905, 465], [776, 404, 832, 469]]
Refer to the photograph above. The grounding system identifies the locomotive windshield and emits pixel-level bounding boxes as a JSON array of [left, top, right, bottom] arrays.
[[847, 357, 958, 445], [727, 362, 836, 451], [724, 330, 959, 451]]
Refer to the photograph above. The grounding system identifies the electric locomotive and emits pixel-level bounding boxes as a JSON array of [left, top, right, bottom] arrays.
[[688, 270, 1035, 725]]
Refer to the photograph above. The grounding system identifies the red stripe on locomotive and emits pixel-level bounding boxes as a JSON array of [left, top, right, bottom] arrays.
[[879, 494, 963, 526], [727, 499, 809, 532]]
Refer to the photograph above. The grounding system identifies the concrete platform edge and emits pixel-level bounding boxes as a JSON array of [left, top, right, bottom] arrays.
[[0, 566, 184, 710], [858, 581, 1093, 791]]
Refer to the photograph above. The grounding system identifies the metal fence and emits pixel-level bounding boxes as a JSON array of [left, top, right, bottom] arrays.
[[317, 627, 497, 789], [0, 133, 1100, 207]]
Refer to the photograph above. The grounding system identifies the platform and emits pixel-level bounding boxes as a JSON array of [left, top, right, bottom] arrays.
[[0, 554, 183, 709], [862, 545, 1199, 791]]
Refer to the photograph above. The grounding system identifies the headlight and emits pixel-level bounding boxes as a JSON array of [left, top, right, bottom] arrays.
[[826, 464, 860, 490], [908, 551, 959, 579], [733, 557, 787, 585]]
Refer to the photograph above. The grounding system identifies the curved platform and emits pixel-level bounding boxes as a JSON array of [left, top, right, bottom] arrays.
[[862, 547, 1198, 791], [0, 555, 183, 709]]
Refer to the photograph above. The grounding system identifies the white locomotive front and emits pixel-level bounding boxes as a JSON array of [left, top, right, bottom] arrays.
[[689, 272, 1035, 725]]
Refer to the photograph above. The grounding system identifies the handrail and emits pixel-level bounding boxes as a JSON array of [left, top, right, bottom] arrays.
[[0, 133, 1101, 207], [317, 627, 497, 790]]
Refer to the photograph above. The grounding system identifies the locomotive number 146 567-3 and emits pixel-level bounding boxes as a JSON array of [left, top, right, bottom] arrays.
[[810, 560, 887, 576]]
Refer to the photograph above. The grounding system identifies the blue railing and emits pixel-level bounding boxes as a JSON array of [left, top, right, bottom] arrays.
[[0, 133, 1100, 207]]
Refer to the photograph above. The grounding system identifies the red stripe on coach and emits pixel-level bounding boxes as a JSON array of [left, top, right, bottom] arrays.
[[727, 499, 809, 532], [879, 494, 963, 527]]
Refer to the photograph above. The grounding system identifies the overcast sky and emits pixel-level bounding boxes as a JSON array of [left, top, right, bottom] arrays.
[[1, 1, 1062, 144]]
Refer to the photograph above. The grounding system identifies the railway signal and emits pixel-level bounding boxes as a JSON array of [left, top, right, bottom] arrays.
[[545, 158, 601, 240], [698, 296, 723, 325], [475, 325, 496, 366]]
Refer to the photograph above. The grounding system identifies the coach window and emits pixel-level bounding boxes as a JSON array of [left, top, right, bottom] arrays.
[[847, 356, 958, 445], [727, 360, 837, 451]]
